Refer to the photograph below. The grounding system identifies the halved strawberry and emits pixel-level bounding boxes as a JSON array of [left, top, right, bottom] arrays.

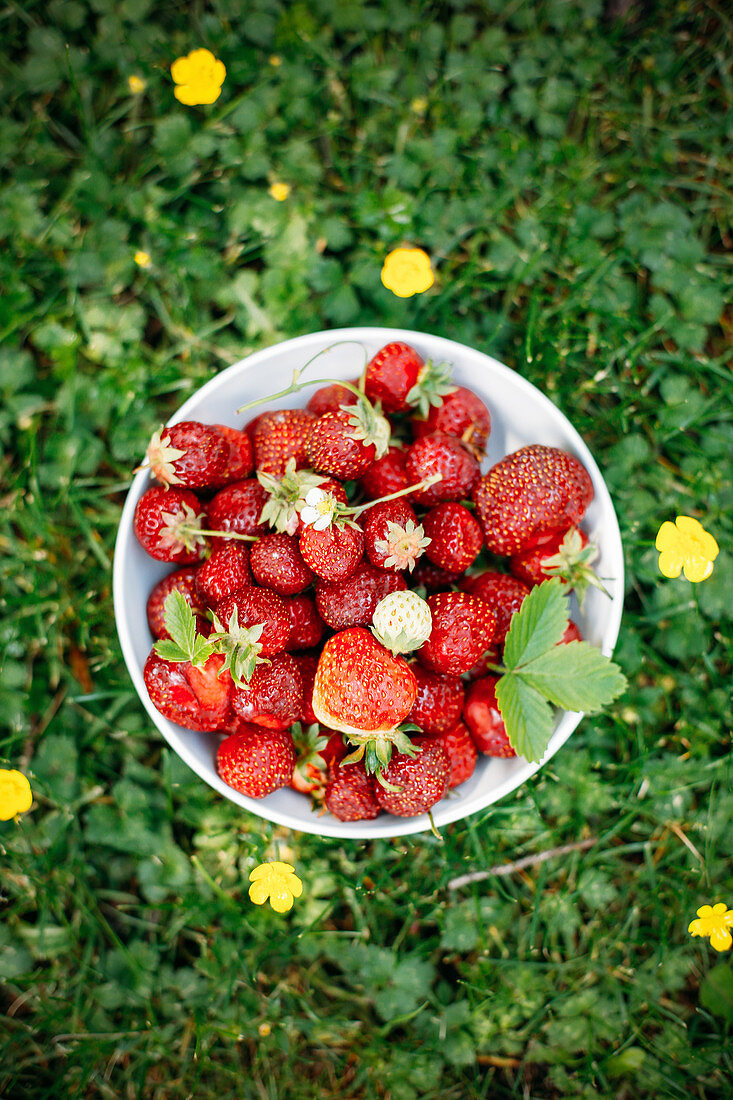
[[143, 650, 232, 732]]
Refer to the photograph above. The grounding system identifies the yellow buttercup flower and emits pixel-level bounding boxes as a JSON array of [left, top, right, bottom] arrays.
[[0, 769, 33, 822], [128, 75, 146, 95], [134, 250, 152, 269], [249, 861, 302, 913], [688, 902, 733, 952], [381, 247, 434, 298], [655, 515, 719, 582], [268, 182, 291, 202], [171, 48, 226, 107], [410, 97, 428, 113], [269, 55, 282, 67]]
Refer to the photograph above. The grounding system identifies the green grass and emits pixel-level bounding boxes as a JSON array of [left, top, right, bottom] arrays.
[[1, 0, 732, 1096]]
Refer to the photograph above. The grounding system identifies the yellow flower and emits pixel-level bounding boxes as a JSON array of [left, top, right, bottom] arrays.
[[269, 55, 282, 67], [171, 48, 226, 107], [249, 861, 302, 913], [134, 250, 152, 269], [410, 97, 428, 112], [655, 515, 719, 582], [0, 769, 33, 822], [128, 75, 146, 95], [381, 247, 435, 298], [268, 182, 291, 202], [688, 902, 733, 952]]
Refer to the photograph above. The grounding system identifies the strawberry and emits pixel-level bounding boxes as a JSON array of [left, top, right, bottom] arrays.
[[362, 499, 428, 574], [214, 587, 291, 656], [325, 761, 381, 821], [562, 620, 583, 643], [407, 666, 465, 735], [306, 380, 359, 417], [292, 654, 318, 723], [363, 341, 426, 413], [315, 561, 407, 630], [289, 724, 346, 797], [410, 557, 462, 593], [253, 408, 316, 476], [146, 567, 203, 639], [459, 571, 530, 648], [359, 446, 410, 502], [312, 627, 417, 740], [422, 502, 483, 574], [405, 432, 480, 506], [374, 737, 450, 817], [417, 592, 496, 676], [249, 533, 314, 595], [432, 722, 478, 787], [208, 479, 270, 538], [411, 386, 491, 458], [463, 676, 515, 757], [195, 542, 252, 607], [299, 521, 364, 583], [143, 650, 232, 732], [257, 460, 346, 536], [142, 421, 229, 489], [509, 527, 604, 605], [307, 408, 377, 479], [472, 445, 594, 556], [230, 653, 303, 729], [371, 590, 433, 655], [216, 726, 296, 798], [364, 342, 455, 416], [283, 596, 325, 652], [134, 486, 207, 564], [211, 423, 254, 481]]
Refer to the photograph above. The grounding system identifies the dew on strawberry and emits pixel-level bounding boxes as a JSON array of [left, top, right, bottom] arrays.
[[127, 339, 625, 825]]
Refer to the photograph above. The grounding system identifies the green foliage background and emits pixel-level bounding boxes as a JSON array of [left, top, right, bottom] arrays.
[[1, 1, 731, 1096]]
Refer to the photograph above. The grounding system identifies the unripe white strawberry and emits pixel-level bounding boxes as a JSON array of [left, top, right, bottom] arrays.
[[371, 591, 432, 655]]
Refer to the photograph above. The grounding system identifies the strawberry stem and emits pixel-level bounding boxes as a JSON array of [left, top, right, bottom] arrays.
[[347, 473, 442, 518], [236, 340, 369, 413], [178, 523, 257, 543]]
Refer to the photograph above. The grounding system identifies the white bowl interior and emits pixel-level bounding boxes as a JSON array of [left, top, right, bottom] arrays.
[[113, 327, 624, 839]]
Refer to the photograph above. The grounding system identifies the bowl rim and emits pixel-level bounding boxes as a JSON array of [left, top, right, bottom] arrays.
[[113, 326, 625, 839]]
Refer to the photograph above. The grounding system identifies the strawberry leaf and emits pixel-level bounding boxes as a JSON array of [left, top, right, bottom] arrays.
[[154, 590, 217, 666], [502, 577, 570, 669], [516, 641, 627, 713], [495, 673, 555, 764]]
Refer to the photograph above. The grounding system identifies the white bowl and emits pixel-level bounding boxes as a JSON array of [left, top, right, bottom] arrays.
[[113, 327, 624, 839]]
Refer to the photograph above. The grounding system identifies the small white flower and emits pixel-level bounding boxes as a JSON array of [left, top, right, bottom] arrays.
[[298, 487, 338, 531]]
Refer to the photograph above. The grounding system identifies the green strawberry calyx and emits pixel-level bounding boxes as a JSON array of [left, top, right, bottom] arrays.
[[208, 607, 268, 688], [493, 579, 627, 763], [257, 459, 332, 535], [341, 726, 419, 790], [405, 359, 457, 419], [534, 528, 610, 607]]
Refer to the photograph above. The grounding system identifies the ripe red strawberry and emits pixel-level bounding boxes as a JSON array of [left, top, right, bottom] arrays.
[[146, 567, 203, 638], [144, 650, 232, 732], [459, 571, 530, 648], [299, 522, 364, 583], [195, 542, 252, 607], [253, 408, 316, 476], [405, 433, 480, 506], [143, 421, 229, 489], [283, 596, 325, 652], [230, 653, 303, 729], [249, 533, 313, 595], [463, 676, 515, 757], [359, 446, 410, 501], [509, 527, 602, 605], [472, 445, 594, 556], [407, 666, 465, 735], [562, 620, 583, 643], [325, 762, 381, 821], [211, 423, 254, 481], [418, 592, 497, 676], [362, 499, 428, 573], [432, 722, 478, 787], [214, 587, 291, 655], [374, 737, 450, 817], [134, 486, 207, 564], [363, 341, 426, 413], [307, 409, 377, 479], [312, 627, 417, 738], [306, 380, 359, 417], [315, 561, 407, 630], [216, 725, 296, 798], [422, 502, 483, 574], [208, 479, 270, 538], [411, 387, 491, 457], [292, 654, 318, 723], [410, 557, 462, 593]]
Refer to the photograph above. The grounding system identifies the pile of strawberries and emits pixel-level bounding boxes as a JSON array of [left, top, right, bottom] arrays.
[[132, 341, 597, 823]]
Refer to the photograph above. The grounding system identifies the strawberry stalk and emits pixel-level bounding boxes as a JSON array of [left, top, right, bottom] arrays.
[[340, 727, 419, 790], [236, 337, 371, 414], [299, 473, 442, 532]]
